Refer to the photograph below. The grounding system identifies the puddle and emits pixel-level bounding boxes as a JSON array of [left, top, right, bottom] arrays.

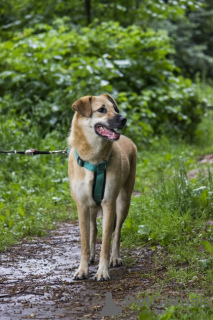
[[0, 221, 157, 319]]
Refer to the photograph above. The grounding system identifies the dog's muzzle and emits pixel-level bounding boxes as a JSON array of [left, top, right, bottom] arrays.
[[95, 115, 127, 141], [108, 114, 127, 130]]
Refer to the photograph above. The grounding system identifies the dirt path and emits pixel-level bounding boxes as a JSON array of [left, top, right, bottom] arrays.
[[0, 221, 160, 320]]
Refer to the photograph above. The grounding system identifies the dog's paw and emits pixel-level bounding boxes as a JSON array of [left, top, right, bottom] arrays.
[[110, 256, 123, 267], [94, 269, 110, 281], [74, 268, 89, 280]]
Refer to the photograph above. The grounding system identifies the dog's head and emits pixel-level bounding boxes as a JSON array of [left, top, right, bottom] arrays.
[[72, 94, 127, 141]]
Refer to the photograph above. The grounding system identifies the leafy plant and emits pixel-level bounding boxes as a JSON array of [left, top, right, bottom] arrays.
[[0, 21, 209, 147], [0, 112, 76, 250]]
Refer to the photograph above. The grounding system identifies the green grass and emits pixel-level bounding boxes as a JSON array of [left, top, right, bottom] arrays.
[[129, 296, 213, 320], [119, 84, 213, 318], [122, 153, 213, 319], [0, 113, 77, 250]]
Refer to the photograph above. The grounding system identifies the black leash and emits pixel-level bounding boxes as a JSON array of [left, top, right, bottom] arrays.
[[0, 148, 69, 156]]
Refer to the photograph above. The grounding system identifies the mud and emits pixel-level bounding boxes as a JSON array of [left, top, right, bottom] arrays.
[[0, 221, 162, 320], [187, 153, 213, 180]]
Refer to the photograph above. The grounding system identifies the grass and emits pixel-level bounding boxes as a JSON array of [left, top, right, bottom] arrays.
[[0, 113, 77, 249], [120, 83, 213, 319], [0, 83, 213, 318], [122, 155, 213, 319]]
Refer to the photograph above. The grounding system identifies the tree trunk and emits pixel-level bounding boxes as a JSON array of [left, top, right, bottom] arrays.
[[85, 0, 91, 25]]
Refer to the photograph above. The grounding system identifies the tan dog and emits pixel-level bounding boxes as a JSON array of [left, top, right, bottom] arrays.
[[68, 94, 137, 281]]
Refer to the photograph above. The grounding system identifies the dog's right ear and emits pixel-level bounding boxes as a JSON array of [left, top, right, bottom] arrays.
[[72, 96, 92, 118]]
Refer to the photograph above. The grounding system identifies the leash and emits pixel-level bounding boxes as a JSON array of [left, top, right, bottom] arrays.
[[0, 148, 69, 156], [0, 146, 109, 206]]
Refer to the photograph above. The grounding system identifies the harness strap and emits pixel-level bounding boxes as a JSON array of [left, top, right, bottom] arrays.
[[71, 148, 111, 206], [93, 162, 107, 205]]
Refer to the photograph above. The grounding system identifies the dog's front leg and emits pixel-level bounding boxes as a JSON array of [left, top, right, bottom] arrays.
[[90, 208, 98, 264], [95, 203, 115, 281], [74, 205, 90, 280]]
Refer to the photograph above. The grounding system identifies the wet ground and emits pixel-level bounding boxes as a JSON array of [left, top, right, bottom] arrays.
[[0, 220, 161, 320]]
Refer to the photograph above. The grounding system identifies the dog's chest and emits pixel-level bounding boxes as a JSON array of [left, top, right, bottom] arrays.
[[71, 170, 95, 204]]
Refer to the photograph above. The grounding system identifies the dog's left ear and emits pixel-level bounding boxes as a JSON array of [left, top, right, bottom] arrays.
[[103, 93, 119, 113], [72, 96, 92, 118]]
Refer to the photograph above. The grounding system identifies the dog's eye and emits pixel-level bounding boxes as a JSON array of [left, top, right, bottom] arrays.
[[97, 106, 107, 114]]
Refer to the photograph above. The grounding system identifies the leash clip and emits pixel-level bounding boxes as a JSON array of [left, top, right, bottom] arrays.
[[63, 147, 70, 155], [25, 149, 36, 156]]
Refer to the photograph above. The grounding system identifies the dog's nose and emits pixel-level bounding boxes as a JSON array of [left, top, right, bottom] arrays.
[[120, 116, 127, 127]]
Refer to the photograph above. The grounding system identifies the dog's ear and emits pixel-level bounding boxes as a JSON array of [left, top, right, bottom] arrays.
[[72, 96, 92, 118], [103, 93, 119, 113]]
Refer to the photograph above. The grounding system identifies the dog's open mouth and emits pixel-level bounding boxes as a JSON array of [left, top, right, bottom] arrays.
[[95, 124, 120, 141]]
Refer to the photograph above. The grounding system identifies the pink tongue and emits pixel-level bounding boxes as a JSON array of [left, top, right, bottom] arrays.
[[97, 126, 120, 140]]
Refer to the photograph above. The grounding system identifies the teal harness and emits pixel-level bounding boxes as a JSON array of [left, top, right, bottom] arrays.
[[67, 148, 111, 205]]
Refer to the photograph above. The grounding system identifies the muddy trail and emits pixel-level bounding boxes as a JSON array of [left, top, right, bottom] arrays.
[[0, 220, 168, 320]]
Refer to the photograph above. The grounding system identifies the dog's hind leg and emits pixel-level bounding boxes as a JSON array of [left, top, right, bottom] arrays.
[[110, 152, 136, 268], [90, 207, 99, 264], [110, 189, 130, 267]]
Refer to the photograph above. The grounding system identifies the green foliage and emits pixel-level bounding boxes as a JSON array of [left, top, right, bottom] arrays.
[[122, 132, 213, 318], [0, 112, 76, 250], [202, 240, 213, 257], [0, 20, 208, 146], [123, 154, 213, 248], [1, 0, 211, 81], [0, 0, 202, 35], [0, 0, 86, 39], [122, 125, 213, 257], [134, 0, 202, 28], [163, 0, 213, 80], [137, 298, 213, 320]]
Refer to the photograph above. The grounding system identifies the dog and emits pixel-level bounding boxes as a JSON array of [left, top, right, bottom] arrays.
[[68, 93, 137, 281]]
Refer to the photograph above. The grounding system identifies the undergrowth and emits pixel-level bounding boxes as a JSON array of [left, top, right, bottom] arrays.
[[0, 113, 77, 250], [121, 86, 213, 318]]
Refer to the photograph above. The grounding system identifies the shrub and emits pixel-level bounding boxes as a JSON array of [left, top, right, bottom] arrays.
[[0, 20, 209, 147]]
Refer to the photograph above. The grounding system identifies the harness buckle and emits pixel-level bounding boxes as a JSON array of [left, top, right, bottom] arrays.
[[97, 162, 107, 171], [77, 157, 84, 167]]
